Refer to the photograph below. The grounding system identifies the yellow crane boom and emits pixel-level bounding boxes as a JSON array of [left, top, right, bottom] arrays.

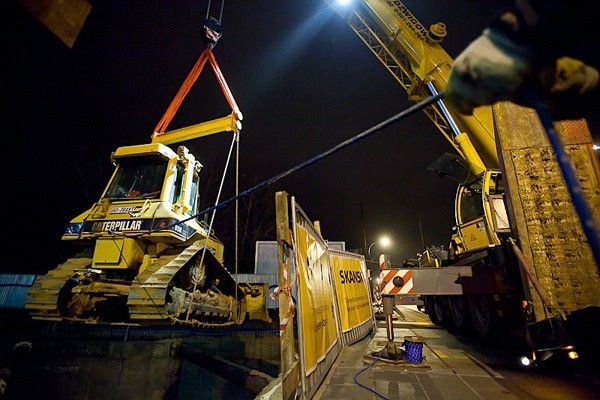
[[326, 0, 499, 175]]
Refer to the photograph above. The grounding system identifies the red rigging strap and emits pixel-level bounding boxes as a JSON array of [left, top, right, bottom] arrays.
[[205, 49, 241, 118], [152, 46, 242, 138]]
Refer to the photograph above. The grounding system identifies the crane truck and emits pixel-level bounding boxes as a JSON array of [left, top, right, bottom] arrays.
[[24, 42, 269, 327], [326, 0, 600, 362]]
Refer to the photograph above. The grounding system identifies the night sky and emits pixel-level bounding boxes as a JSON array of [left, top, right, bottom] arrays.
[[4, 0, 597, 274]]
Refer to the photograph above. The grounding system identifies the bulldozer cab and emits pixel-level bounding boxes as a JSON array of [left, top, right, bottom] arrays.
[[104, 144, 203, 219], [105, 156, 167, 201]]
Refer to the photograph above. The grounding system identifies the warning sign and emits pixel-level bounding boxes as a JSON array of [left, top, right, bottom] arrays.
[[295, 225, 339, 375], [330, 254, 371, 332]]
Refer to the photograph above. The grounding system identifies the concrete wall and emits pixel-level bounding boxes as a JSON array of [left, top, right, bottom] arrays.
[[2, 332, 279, 400]]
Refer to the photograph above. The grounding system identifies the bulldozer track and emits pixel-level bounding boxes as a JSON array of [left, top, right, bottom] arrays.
[[25, 257, 93, 320], [127, 243, 202, 320]]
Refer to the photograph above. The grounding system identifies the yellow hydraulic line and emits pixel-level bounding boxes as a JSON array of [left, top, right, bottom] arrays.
[[454, 132, 486, 176], [428, 83, 486, 176]]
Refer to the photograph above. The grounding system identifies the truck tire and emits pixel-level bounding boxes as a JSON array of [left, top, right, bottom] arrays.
[[433, 296, 451, 327], [448, 295, 471, 332], [467, 294, 496, 338], [423, 296, 441, 325]]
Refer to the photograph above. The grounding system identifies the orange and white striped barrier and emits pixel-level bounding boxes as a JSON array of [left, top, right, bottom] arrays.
[[379, 269, 414, 295]]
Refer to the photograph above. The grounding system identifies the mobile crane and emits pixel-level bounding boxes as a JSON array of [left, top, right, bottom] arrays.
[[326, 0, 600, 360], [24, 26, 270, 327]]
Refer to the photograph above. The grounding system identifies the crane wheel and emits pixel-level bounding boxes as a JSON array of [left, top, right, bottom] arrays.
[[448, 295, 471, 332], [468, 294, 497, 339]]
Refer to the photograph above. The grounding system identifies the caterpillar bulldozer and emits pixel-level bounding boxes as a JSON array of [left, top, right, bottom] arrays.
[[25, 33, 270, 327]]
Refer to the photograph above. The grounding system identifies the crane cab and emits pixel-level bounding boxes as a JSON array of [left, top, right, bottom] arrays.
[[451, 170, 509, 257]]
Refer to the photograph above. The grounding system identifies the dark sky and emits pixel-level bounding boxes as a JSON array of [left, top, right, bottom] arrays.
[[5, 0, 596, 273]]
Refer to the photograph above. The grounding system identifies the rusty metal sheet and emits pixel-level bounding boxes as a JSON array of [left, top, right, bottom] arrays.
[[493, 102, 600, 320]]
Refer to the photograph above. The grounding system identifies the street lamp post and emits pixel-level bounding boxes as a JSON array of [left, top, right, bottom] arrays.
[[368, 236, 391, 260]]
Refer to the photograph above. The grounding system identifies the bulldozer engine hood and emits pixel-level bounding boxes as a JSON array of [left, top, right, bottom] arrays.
[[72, 217, 196, 239]]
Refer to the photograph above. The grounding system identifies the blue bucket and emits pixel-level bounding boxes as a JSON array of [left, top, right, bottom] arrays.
[[403, 336, 425, 364]]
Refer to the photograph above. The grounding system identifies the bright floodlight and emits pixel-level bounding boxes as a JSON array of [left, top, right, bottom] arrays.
[[519, 356, 531, 366], [337, 0, 352, 5], [380, 236, 391, 248], [593, 144, 599, 151], [367, 235, 392, 258]]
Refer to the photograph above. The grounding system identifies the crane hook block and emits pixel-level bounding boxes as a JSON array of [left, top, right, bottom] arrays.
[[202, 17, 222, 47]]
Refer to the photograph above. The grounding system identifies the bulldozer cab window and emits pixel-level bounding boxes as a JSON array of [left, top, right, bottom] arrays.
[[169, 165, 200, 215], [105, 157, 167, 200], [189, 173, 200, 217], [170, 163, 185, 204]]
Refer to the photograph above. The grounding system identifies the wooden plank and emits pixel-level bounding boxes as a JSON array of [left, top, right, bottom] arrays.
[[276, 191, 300, 399]]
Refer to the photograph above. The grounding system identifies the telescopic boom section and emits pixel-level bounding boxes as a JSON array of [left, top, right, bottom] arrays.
[[151, 46, 243, 145], [326, 0, 499, 174]]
